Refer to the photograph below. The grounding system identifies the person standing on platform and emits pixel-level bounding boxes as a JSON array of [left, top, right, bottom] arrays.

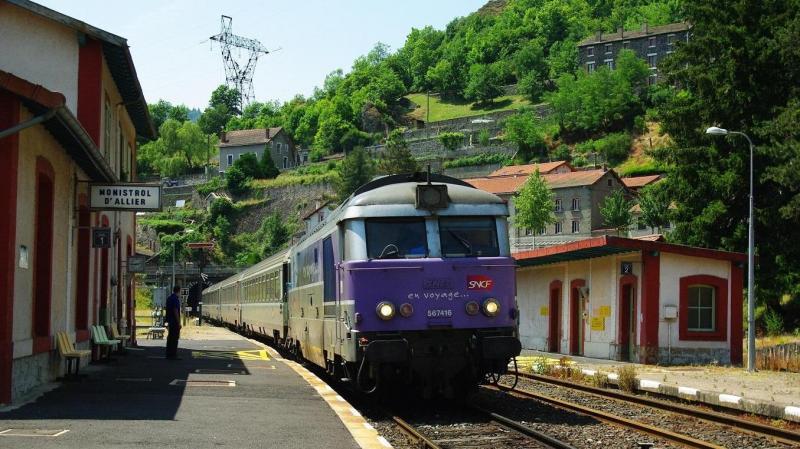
[[165, 285, 182, 359]]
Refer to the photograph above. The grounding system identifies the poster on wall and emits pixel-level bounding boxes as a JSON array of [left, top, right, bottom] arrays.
[[89, 183, 162, 212]]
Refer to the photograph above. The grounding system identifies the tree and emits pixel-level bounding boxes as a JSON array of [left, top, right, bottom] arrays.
[[209, 85, 241, 114], [654, 0, 800, 308], [503, 111, 547, 163], [259, 152, 280, 179], [464, 63, 504, 105], [638, 183, 672, 233], [600, 189, 633, 236], [137, 119, 211, 177], [225, 164, 250, 196], [198, 104, 231, 136], [260, 213, 289, 257], [513, 170, 556, 243], [336, 148, 375, 200], [438, 132, 464, 152], [378, 130, 418, 175], [233, 153, 262, 179]]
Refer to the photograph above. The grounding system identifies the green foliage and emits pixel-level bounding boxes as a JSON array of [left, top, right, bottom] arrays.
[[478, 129, 490, 146], [503, 111, 547, 162], [513, 170, 556, 235], [225, 164, 250, 196], [149, 99, 191, 130], [594, 132, 631, 166], [442, 153, 511, 169], [234, 153, 263, 179], [464, 62, 505, 104], [547, 50, 649, 136], [208, 197, 234, 221], [600, 189, 633, 235], [139, 219, 185, 235], [135, 286, 153, 310], [437, 132, 465, 152], [615, 158, 667, 177], [196, 176, 225, 196], [638, 183, 671, 233], [378, 130, 419, 175], [209, 85, 241, 114], [259, 213, 289, 257], [137, 119, 212, 177], [260, 153, 280, 179], [551, 144, 571, 162], [654, 0, 800, 308], [764, 308, 785, 337], [336, 148, 375, 200]]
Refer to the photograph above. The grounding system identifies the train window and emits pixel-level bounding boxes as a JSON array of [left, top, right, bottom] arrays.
[[323, 236, 335, 302], [439, 217, 499, 257], [365, 218, 427, 259]]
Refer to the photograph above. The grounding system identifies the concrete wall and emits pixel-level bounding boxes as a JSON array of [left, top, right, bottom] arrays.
[[0, 3, 80, 112]]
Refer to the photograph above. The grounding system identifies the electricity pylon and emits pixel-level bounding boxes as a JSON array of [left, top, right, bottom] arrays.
[[209, 15, 270, 109]]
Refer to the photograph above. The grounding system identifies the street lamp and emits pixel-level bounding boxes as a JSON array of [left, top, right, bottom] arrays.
[[705, 126, 756, 372]]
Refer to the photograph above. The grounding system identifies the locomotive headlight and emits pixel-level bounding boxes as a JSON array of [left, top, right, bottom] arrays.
[[465, 301, 480, 316], [399, 303, 414, 317], [376, 301, 395, 320], [482, 298, 500, 317]]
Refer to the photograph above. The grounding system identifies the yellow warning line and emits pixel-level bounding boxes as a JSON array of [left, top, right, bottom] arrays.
[[191, 349, 270, 361]]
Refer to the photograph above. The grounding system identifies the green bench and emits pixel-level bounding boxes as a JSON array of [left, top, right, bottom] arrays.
[[91, 325, 119, 361]]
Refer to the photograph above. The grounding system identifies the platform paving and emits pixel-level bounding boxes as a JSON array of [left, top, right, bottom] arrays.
[[519, 349, 800, 422], [0, 325, 373, 449]]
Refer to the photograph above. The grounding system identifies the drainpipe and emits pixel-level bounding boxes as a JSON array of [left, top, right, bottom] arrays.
[[0, 108, 58, 140]]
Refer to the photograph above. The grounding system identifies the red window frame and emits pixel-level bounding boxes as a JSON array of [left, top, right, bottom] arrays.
[[679, 274, 727, 341]]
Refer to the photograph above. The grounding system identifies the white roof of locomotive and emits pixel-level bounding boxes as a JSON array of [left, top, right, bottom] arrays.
[[349, 182, 504, 206]]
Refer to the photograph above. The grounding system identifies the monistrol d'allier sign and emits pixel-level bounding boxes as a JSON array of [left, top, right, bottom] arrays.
[[89, 183, 162, 211]]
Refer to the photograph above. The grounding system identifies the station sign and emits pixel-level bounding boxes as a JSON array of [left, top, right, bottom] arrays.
[[127, 255, 147, 273], [89, 183, 162, 212], [92, 227, 112, 248]]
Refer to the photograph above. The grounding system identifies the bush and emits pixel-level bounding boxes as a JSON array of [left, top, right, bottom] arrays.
[[572, 155, 589, 167], [196, 176, 224, 196], [633, 115, 648, 134], [140, 219, 185, 235], [617, 365, 638, 392], [551, 143, 571, 162], [225, 164, 250, 196], [442, 153, 511, 169], [764, 308, 785, 336], [478, 129, 490, 146], [575, 140, 596, 155], [438, 132, 465, 152], [594, 132, 631, 166]]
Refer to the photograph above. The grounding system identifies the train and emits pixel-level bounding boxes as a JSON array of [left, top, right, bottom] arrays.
[[201, 172, 521, 396]]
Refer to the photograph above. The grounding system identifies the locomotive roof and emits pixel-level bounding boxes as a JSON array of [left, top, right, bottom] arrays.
[[351, 173, 472, 197], [349, 180, 505, 207]]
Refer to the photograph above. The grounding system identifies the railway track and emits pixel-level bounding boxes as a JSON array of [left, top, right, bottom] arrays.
[[515, 372, 800, 446], [390, 405, 578, 449]]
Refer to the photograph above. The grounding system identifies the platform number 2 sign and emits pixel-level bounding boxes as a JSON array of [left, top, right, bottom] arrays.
[[621, 261, 633, 275]]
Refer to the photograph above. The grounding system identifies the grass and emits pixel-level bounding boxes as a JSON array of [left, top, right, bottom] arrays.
[[405, 92, 531, 122], [249, 171, 338, 190]]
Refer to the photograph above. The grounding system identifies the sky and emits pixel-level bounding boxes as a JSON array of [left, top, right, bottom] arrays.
[[36, 0, 487, 110]]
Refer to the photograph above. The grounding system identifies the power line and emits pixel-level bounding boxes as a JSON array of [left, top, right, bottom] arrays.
[[209, 15, 271, 109]]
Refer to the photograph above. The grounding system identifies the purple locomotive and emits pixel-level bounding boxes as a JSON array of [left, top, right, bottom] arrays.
[[203, 173, 521, 396]]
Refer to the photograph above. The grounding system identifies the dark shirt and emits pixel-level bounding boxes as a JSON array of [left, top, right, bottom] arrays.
[[166, 293, 180, 327]]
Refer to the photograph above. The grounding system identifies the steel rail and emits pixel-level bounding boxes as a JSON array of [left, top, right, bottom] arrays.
[[519, 372, 800, 446], [487, 385, 724, 449], [469, 404, 578, 449], [391, 415, 442, 449]]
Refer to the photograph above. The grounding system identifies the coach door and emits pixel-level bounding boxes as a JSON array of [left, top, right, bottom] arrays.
[[548, 281, 561, 353], [618, 277, 637, 361]]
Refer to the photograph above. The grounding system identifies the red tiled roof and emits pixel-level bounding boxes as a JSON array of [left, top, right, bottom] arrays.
[[219, 127, 283, 148], [622, 174, 662, 188], [489, 161, 572, 177], [466, 169, 613, 195]]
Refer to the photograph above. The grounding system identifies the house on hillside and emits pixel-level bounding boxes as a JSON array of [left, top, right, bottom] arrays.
[[218, 127, 297, 174], [466, 164, 629, 252], [622, 174, 662, 194], [578, 22, 691, 84], [488, 161, 574, 177]]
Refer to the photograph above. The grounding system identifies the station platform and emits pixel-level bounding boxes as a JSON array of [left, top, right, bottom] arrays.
[[518, 349, 800, 422], [0, 325, 391, 449]]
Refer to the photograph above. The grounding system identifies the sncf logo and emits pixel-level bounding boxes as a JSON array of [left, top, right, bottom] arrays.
[[467, 275, 494, 291]]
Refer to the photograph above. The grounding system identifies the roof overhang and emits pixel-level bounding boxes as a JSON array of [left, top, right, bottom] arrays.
[[514, 236, 746, 268], [1, 69, 116, 181], [6, 0, 155, 140]]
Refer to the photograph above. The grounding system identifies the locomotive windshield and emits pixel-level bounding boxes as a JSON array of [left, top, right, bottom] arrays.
[[439, 217, 499, 257], [366, 218, 428, 259]]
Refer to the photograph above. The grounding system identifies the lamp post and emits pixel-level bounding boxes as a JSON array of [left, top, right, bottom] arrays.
[[705, 126, 756, 372]]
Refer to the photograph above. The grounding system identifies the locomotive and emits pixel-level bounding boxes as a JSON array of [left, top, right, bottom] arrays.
[[202, 173, 521, 395]]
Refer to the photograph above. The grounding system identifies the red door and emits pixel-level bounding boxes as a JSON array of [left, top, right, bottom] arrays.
[[569, 280, 586, 355], [548, 282, 561, 352], [619, 276, 637, 361]]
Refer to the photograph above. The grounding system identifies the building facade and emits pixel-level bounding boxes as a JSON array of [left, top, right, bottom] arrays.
[[0, 0, 154, 404], [514, 236, 745, 366], [578, 22, 691, 84], [466, 164, 628, 252], [218, 127, 297, 173]]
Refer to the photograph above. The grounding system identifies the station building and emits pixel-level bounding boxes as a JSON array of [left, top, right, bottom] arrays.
[[514, 236, 746, 366], [0, 0, 155, 403]]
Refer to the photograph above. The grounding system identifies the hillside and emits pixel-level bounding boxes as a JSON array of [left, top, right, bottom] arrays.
[[405, 92, 531, 122]]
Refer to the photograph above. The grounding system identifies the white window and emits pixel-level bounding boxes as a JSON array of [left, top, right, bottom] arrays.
[[539, 227, 546, 235], [283, 156, 288, 169], [554, 221, 563, 234], [668, 34, 676, 45], [648, 37, 656, 47], [587, 46, 594, 57], [687, 285, 716, 331], [587, 62, 596, 73], [525, 228, 533, 236], [104, 98, 112, 160], [622, 41, 630, 49], [227, 154, 233, 166], [604, 43, 612, 54], [571, 220, 580, 233], [648, 73, 658, 85], [571, 198, 580, 211], [604, 59, 614, 69], [554, 198, 562, 212], [648, 54, 657, 68]]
